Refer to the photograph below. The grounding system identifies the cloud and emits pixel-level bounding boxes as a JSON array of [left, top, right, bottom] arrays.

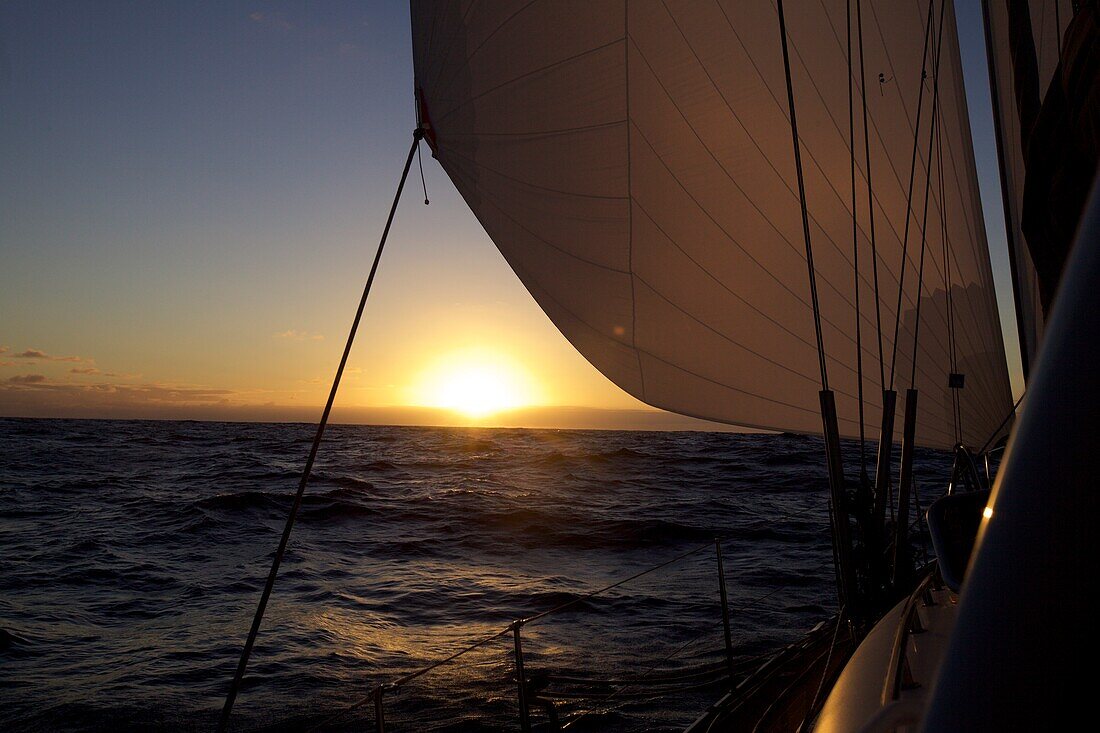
[[274, 330, 324, 341], [0, 361, 13, 367], [8, 374, 47, 384], [70, 367, 101, 375], [15, 348, 89, 363], [1, 374, 236, 409], [0, 346, 8, 354]]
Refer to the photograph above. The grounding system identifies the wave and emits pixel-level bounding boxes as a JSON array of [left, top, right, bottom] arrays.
[[0, 418, 952, 732], [193, 488, 376, 521]]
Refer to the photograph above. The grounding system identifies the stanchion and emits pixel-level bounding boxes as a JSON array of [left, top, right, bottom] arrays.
[[715, 539, 736, 687], [513, 621, 532, 733], [374, 686, 386, 733]]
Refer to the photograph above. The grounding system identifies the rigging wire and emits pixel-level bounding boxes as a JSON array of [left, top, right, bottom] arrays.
[[561, 585, 790, 731], [807, 609, 847, 719], [855, 0, 885, 390], [216, 129, 424, 733], [932, 58, 962, 444], [908, 0, 948, 394], [846, 0, 868, 472], [305, 626, 512, 732], [305, 539, 799, 733], [777, 0, 829, 390], [978, 391, 1026, 455], [417, 140, 430, 205], [887, 0, 937, 390]]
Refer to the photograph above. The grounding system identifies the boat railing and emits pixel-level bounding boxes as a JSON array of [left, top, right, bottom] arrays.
[[982, 443, 1007, 487], [306, 537, 793, 732], [946, 444, 987, 494]]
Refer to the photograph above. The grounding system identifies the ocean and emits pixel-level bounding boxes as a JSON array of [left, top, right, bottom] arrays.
[[0, 418, 949, 731]]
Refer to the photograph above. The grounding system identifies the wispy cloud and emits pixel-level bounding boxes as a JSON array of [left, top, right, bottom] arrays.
[[2, 375, 235, 405], [274, 330, 324, 342], [70, 367, 101, 375], [14, 348, 89, 363], [0, 346, 8, 355]]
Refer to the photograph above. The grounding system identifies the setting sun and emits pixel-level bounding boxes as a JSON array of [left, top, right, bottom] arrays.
[[410, 348, 542, 419]]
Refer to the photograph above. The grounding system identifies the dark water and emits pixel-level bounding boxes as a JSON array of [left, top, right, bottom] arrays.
[[0, 418, 949, 732]]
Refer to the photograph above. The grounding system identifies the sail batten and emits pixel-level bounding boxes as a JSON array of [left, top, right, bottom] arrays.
[[413, 0, 1013, 449]]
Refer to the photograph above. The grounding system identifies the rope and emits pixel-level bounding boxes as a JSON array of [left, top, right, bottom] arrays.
[[306, 626, 511, 732], [521, 542, 712, 625], [559, 585, 791, 730], [303, 540, 804, 731], [417, 141, 430, 205], [217, 130, 424, 733], [560, 622, 719, 729], [908, 0, 948, 391], [777, 0, 829, 390], [855, 0, 885, 389], [978, 391, 1026, 455], [306, 540, 715, 731], [887, 0, 936, 389], [807, 610, 845, 720], [931, 55, 962, 443], [846, 0, 867, 471]]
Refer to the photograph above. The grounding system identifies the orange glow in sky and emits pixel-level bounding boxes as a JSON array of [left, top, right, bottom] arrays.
[[409, 348, 543, 419]]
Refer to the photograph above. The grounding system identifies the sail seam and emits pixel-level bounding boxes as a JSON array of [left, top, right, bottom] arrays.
[[888, 0, 937, 390], [827, 0, 1002, 370], [907, 0, 948, 393], [435, 37, 623, 127], [639, 347, 958, 444], [740, 0, 1006, 373], [861, 0, 1005, 367], [425, 0, 480, 95], [675, 0, 994, 377], [470, 183, 632, 274], [745, 0, 979, 373], [507, 197, 962, 444], [854, 0, 886, 390], [630, 30, 871, 317], [631, 201, 853, 371], [630, 22, 980, 379], [441, 147, 628, 200], [629, 120, 959, 394], [440, 120, 626, 139], [413, 0, 1012, 446], [432, 0, 541, 106], [445, 148, 1003, 437], [633, 274, 847, 395]]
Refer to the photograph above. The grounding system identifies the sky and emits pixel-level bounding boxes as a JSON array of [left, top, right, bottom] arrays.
[[0, 1, 1023, 429]]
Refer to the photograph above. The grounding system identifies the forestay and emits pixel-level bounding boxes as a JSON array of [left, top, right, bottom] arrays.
[[412, 0, 1013, 449]]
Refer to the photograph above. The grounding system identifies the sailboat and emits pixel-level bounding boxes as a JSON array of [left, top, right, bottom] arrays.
[[219, 1, 1098, 730]]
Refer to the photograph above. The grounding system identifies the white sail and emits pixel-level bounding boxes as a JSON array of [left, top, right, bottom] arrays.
[[412, 0, 1013, 449], [981, 0, 1072, 377]]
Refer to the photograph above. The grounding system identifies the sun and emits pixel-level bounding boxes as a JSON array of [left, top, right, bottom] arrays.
[[411, 348, 541, 419]]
